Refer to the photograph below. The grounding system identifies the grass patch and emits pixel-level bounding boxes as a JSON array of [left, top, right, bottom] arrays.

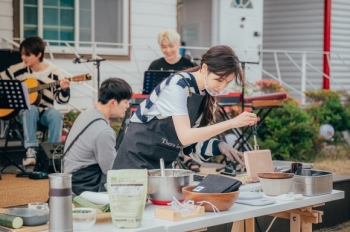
[[313, 144, 350, 175], [315, 221, 350, 232]]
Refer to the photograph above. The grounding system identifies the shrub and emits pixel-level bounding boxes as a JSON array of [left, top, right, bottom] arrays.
[[256, 99, 320, 161], [305, 90, 350, 131], [64, 111, 81, 128], [255, 79, 285, 94]]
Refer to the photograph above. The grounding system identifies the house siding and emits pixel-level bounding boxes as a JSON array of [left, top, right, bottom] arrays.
[[0, 0, 13, 47], [263, 0, 324, 98], [330, 0, 350, 88], [0, 0, 178, 110]]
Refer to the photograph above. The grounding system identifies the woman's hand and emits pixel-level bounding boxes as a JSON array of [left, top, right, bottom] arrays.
[[218, 142, 245, 166], [229, 111, 257, 128]]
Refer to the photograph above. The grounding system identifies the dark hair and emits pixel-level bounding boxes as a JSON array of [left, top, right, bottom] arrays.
[[98, 78, 133, 104], [20, 36, 46, 62], [183, 45, 245, 126]]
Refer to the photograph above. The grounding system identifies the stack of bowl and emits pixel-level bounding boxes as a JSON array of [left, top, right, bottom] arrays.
[[258, 172, 294, 196]]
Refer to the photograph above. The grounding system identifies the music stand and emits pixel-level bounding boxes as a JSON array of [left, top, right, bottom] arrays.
[[0, 80, 30, 177], [142, 70, 175, 94]]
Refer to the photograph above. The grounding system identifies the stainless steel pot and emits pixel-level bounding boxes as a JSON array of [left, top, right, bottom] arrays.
[[148, 169, 194, 205], [289, 169, 333, 196]]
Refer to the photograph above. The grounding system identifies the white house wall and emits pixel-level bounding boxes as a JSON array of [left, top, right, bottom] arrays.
[[263, 0, 324, 98], [58, 0, 178, 111], [330, 0, 350, 90], [0, 0, 178, 111], [0, 0, 13, 44]]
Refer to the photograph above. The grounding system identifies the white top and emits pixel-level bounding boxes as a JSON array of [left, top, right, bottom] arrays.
[[146, 84, 189, 117]]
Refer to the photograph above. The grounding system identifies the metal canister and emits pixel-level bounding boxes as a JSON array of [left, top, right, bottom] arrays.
[[49, 173, 73, 232]]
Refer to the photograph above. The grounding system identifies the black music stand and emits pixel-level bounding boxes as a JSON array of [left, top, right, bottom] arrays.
[[142, 70, 175, 94], [0, 80, 30, 177]]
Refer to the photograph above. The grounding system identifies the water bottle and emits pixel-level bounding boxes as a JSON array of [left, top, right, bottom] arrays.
[[49, 173, 73, 232]]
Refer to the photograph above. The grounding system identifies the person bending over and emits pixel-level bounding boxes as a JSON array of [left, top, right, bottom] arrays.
[[148, 29, 201, 172], [62, 78, 132, 195], [0, 36, 70, 166], [113, 45, 257, 171]]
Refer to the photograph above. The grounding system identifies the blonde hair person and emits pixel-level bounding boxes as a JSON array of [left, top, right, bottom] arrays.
[[148, 29, 195, 71], [148, 29, 198, 171], [158, 29, 181, 47]]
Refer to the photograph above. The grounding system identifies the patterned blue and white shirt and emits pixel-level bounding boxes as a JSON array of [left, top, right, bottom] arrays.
[[131, 72, 222, 163]]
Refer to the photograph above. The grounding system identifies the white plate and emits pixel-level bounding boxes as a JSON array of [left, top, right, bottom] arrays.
[[238, 192, 263, 200]]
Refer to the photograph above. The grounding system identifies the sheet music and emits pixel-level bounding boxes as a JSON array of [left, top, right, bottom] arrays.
[[21, 83, 31, 110]]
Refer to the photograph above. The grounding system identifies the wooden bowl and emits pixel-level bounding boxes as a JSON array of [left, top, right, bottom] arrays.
[[257, 172, 294, 179], [182, 185, 239, 212]]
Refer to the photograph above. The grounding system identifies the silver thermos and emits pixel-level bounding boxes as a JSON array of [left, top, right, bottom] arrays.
[[49, 173, 73, 232]]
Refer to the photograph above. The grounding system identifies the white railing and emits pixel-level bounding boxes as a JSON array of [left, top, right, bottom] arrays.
[[1, 37, 349, 109]]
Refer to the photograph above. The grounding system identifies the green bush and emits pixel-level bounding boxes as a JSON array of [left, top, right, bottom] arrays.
[[305, 90, 350, 131], [256, 99, 320, 161], [64, 111, 81, 128]]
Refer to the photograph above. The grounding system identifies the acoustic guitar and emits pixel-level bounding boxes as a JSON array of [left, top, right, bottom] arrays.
[[0, 74, 92, 120]]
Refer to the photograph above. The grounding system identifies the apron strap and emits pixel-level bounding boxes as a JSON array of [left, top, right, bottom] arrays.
[[177, 73, 193, 97], [63, 118, 106, 157]]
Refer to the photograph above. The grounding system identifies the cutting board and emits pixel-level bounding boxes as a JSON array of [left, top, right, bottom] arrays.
[[244, 149, 274, 180], [155, 206, 205, 221], [0, 224, 49, 232]]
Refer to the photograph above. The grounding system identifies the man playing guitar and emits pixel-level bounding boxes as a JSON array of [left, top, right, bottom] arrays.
[[0, 36, 70, 166]]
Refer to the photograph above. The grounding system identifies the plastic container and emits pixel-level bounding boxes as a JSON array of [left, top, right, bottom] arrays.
[[72, 208, 97, 231], [28, 202, 49, 211], [6, 208, 49, 226]]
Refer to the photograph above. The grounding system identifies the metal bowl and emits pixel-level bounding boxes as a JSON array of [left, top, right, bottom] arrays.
[[148, 169, 194, 205], [6, 208, 49, 226]]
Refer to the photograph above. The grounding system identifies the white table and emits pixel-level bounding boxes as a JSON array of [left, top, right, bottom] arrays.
[[91, 190, 344, 232]]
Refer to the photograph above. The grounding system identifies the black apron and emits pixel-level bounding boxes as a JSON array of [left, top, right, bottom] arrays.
[[113, 79, 205, 170], [71, 164, 106, 195], [62, 118, 107, 195]]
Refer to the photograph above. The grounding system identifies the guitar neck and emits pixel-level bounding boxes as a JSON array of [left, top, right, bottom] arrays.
[[28, 74, 90, 93]]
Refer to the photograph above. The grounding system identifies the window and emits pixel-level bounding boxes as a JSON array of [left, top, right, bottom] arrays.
[[20, 0, 129, 56], [231, 0, 253, 9], [183, 28, 197, 42]]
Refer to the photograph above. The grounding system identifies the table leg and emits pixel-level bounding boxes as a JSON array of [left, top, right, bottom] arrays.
[[290, 213, 301, 232], [231, 220, 244, 232], [245, 218, 255, 232], [301, 207, 313, 232]]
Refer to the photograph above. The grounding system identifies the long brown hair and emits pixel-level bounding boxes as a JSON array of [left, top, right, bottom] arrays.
[[183, 45, 245, 126]]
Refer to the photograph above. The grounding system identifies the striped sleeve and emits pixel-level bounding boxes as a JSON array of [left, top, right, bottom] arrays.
[[52, 66, 70, 104], [0, 63, 27, 80], [183, 139, 222, 163]]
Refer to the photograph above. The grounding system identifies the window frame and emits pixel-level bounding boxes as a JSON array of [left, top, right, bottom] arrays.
[[15, 0, 130, 60]]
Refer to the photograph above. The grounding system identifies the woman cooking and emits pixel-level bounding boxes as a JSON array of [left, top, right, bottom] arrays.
[[112, 45, 257, 170]]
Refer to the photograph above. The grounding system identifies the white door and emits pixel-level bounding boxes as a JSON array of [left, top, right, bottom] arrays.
[[213, 0, 263, 84], [217, 0, 263, 63]]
